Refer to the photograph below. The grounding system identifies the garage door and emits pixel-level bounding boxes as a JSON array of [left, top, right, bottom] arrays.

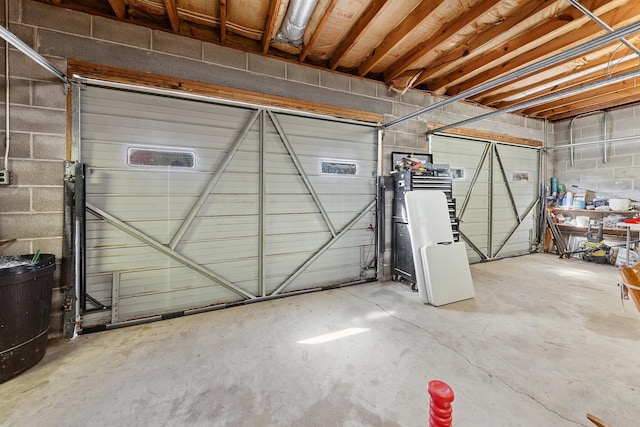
[[430, 135, 540, 263], [76, 84, 378, 329]]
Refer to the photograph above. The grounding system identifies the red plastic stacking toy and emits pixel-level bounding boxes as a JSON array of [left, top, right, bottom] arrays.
[[428, 380, 455, 427]]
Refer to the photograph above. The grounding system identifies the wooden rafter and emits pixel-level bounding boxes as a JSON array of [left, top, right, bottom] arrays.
[[412, 0, 564, 87], [384, 0, 502, 83], [299, 0, 339, 63], [483, 50, 640, 108], [220, 0, 227, 44], [107, 0, 126, 19], [438, 0, 639, 96], [262, 0, 283, 54], [547, 92, 640, 120], [522, 78, 640, 117], [357, 0, 443, 76], [329, 0, 388, 70], [163, 0, 180, 32]]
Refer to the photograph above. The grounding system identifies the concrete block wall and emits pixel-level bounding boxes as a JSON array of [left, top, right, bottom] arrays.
[[550, 106, 640, 201], [1, 0, 544, 337]]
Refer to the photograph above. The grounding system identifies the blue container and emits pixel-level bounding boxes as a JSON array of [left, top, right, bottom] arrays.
[[550, 176, 558, 194]]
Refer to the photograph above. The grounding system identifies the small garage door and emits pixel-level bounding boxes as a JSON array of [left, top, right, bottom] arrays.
[[431, 135, 540, 263], [76, 84, 378, 328]]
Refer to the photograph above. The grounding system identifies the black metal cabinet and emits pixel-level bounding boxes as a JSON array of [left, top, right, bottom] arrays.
[[391, 170, 458, 284]]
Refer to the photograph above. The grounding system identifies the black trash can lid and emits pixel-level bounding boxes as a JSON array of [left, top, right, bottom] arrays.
[[0, 254, 56, 277]]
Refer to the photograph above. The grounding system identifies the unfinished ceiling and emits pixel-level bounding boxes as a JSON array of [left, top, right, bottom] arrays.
[[43, 0, 640, 121]]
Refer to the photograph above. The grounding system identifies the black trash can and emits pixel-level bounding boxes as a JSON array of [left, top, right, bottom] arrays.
[[0, 254, 56, 384]]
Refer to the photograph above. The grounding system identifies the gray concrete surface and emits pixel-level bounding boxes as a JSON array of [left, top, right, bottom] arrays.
[[1, 253, 639, 426]]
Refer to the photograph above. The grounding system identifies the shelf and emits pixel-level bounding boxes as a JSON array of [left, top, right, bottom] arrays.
[[555, 223, 633, 237]]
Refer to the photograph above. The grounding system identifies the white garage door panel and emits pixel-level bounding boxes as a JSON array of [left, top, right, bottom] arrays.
[[431, 135, 539, 261], [79, 84, 377, 327]]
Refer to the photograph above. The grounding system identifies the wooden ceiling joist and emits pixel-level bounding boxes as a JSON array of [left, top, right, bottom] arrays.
[[522, 77, 640, 116], [163, 0, 180, 32], [384, 0, 502, 83], [299, 0, 339, 63], [439, 0, 640, 97], [357, 0, 444, 77], [220, 0, 228, 44], [483, 53, 640, 108], [413, 0, 565, 87], [107, 0, 126, 19], [329, 0, 389, 70], [262, 0, 282, 54]]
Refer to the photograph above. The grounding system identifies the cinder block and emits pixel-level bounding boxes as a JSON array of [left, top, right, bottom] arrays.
[[320, 70, 350, 92], [8, 50, 63, 81], [0, 131, 31, 158], [406, 119, 427, 134], [10, 105, 65, 134], [152, 30, 202, 59], [9, 24, 36, 50], [33, 187, 63, 212], [0, 212, 62, 239], [617, 166, 640, 180], [0, 187, 30, 213], [33, 134, 66, 160], [93, 15, 151, 49], [203, 42, 247, 69], [0, 238, 31, 257], [569, 158, 597, 171], [4, 78, 31, 105], [248, 53, 285, 78], [401, 90, 423, 107], [596, 154, 632, 169], [30, 237, 63, 259], [350, 78, 377, 97], [286, 62, 319, 85], [614, 141, 640, 156], [10, 159, 64, 186], [23, 0, 91, 37], [33, 81, 66, 109]]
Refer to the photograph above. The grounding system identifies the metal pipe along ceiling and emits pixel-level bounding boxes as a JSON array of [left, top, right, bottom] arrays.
[[274, 0, 319, 47], [384, 19, 640, 129]]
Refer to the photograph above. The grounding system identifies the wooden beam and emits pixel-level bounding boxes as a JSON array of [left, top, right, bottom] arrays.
[[329, 0, 388, 70], [299, 0, 339, 63], [107, 0, 126, 19], [412, 0, 564, 86], [546, 94, 640, 120], [523, 78, 640, 117], [262, 0, 283, 54], [439, 0, 638, 96], [220, 0, 227, 44], [427, 122, 542, 147], [384, 0, 502, 83], [484, 51, 640, 108], [357, 0, 443, 76], [163, 0, 179, 33], [67, 60, 383, 124]]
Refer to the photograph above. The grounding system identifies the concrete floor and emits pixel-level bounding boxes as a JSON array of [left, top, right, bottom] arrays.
[[1, 253, 639, 426]]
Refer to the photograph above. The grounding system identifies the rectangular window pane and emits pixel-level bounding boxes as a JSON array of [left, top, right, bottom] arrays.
[[128, 148, 195, 168], [321, 161, 357, 175]]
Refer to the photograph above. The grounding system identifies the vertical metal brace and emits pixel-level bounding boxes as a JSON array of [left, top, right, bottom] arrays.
[[259, 111, 266, 297], [111, 272, 120, 324], [488, 143, 495, 258]]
